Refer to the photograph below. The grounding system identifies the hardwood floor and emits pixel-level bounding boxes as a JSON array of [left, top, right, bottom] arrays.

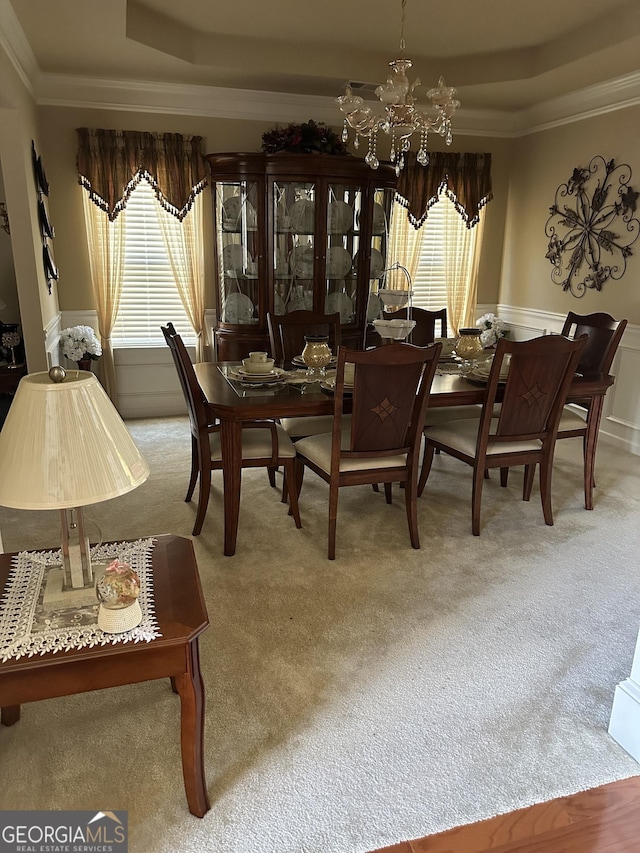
[[370, 776, 640, 852]]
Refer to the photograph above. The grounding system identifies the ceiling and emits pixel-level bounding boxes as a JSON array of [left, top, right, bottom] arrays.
[[6, 0, 640, 117]]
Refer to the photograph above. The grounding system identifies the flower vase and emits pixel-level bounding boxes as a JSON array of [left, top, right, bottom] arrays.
[[77, 358, 92, 371]]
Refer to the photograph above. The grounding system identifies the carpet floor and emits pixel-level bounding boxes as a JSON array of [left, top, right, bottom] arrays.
[[0, 416, 639, 853]]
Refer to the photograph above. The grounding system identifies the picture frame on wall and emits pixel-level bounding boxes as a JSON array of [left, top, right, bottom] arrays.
[[31, 141, 49, 196], [37, 198, 54, 239]]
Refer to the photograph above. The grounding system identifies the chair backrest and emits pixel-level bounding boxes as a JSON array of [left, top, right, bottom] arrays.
[[161, 323, 209, 435], [267, 310, 342, 365], [560, 311, 627, 375], [331, 341, 442, 467], [381, 306, 447, 346], [479, 334, 588, 447]]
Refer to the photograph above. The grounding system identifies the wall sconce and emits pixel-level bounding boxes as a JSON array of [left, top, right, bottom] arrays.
[[0, 202, 9, 235]]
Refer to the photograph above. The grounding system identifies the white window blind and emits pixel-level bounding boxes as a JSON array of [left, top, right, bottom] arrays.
[[111, 179, 196, 346], [410, 197, 479, 336]]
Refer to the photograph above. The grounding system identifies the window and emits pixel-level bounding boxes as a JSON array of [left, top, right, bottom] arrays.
[[410, 198, 456, 315], [388, 194, 483, 336], [111, 179, 196, 346]]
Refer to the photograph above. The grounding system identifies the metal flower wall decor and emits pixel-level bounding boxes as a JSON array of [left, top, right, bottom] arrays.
[[545, 156, 639, 298]]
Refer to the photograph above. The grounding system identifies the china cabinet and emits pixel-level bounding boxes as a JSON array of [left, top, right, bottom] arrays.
[[205, 152, 397, 361]]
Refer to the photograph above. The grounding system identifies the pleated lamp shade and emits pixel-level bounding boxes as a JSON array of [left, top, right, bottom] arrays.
[[0, 370, 150, 510]]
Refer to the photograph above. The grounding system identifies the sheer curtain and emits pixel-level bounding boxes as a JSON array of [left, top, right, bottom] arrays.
[[155, 192, 207, 362], [443, 203, 485, 334], [387, 201, 424, 289], [77, 128, 207, 398], [81, 191, 126, 401]]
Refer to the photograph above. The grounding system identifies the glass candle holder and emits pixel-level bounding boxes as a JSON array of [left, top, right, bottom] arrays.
[[301, 335, 332, 379]]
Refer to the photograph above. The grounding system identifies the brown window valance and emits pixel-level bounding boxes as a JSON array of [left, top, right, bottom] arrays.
[[396, 152, 493, 230], [76, 128, 207, 221]]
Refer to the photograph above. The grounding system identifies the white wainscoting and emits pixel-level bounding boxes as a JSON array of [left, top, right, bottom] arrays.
[[498, 304, 640, 455], [61, 306, 640, 453]]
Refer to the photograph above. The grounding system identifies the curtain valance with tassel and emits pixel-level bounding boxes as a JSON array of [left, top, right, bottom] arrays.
[[76, 128, 207, 221], [396, 152, 493, 230]]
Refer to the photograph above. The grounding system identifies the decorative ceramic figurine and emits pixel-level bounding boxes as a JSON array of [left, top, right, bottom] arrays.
[[96, 558, 142, 633]]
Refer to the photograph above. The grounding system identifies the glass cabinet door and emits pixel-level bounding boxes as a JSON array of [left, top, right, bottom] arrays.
[[272, 180, 316, 315], [216, 180, 260, 325], [324, 182, 361, 326], [365, 186, 394, 322]]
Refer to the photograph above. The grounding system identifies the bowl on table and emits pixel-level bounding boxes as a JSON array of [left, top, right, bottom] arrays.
[[241, 356, 275, 375]]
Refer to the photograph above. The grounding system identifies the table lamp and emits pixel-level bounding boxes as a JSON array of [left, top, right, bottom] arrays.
[[0, 367, 150, 607]]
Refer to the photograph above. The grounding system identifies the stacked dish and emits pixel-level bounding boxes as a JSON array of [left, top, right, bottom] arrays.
[[328, 201, 353, 234], [228, 366, 286, 385]]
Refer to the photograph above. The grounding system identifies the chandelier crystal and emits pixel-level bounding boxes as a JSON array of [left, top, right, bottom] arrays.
[[336, 0, 460, 174]]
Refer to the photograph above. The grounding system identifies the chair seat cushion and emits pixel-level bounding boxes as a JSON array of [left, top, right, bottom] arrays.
[[209, 424, 296, 461], [295, 431, 423, 474], [427, 417, 542, 457], [558, 407, 587, 432], [281, 415, 351, 439]]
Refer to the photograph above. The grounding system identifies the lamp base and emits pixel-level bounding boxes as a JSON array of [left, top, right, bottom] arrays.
[[98, 601, 142, 634], [43, 563, 110, 610]]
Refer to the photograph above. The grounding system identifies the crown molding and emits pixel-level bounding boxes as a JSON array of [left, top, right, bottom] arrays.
[[34, 71, 640, 137], [0, 0, 37, 96]]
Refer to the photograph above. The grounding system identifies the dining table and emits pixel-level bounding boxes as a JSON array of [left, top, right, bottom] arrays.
[[194, 361, 613, 556]]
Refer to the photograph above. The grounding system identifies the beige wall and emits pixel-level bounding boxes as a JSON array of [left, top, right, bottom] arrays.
[[0, 49, 59, 370], [500, 105, 640, 324], [38, 105, 511, 314]]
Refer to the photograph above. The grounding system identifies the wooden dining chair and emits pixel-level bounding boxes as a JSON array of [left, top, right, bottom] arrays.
[[375, 306, 448, 346], [161, 324, 301, 536], [267, 310, 342, 366], [293, 341, 442, 559], [556, 311, 627, 509], [267, 310, 344, 440], [418, 333, 588, 535]]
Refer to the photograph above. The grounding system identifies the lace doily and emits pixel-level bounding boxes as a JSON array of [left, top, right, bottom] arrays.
[[0, 538, 161, 662]]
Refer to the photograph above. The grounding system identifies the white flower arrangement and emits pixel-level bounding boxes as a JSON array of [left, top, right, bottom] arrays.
[[60, 325, 102, 362], [476, 313, 508, 348]]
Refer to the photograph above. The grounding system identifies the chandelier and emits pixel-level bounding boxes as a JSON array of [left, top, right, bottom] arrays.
[[336, 0, 460, 174]]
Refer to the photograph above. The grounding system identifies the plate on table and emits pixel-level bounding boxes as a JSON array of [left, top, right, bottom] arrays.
[[292, 354, 337, 367], [229, 366, 286, 384], [325, 291, 353, 323], [222, 292, 254, 324], [320, 377, 353, 395]]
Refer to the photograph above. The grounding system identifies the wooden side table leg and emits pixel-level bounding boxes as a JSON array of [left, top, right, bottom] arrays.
[[174, 639, 210, 818], [1, 705, 21, 726]]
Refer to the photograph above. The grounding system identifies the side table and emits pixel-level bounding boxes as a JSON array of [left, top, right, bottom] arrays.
[[0, 534, 210, 817]]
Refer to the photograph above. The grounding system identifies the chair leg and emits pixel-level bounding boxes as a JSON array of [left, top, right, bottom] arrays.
[[500, 467, 509, 487], [192, 447, 212, 536], [267, 466, 277, 488], [404, 478, 420, 549], [328, 481, 339, 560], [283, 460, 302, 529], [417, 441, 436, 497], [539, 455, 554, 526], [185, 436, 199, 502], [384, 482, 393, 504], [471, 463, 485, 536], [523, 464, 536, 501]]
